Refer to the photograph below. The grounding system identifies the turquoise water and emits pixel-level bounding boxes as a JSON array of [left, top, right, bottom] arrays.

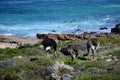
[[0, 0, 120, 37]]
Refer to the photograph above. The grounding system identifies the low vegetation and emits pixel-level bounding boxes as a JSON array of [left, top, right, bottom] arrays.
[[0, 36, 120, 80]]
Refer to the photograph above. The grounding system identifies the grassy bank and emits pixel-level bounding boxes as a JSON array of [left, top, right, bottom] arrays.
[[0, 36, 120, 80]]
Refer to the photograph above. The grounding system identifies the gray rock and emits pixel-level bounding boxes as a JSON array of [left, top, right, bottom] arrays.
[[0, 58, 16, 71], [47, 62, 74, 80], [111, 24, 120, 33]]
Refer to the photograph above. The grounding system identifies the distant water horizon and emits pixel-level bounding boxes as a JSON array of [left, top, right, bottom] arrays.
[[0, 0, 120, 38]]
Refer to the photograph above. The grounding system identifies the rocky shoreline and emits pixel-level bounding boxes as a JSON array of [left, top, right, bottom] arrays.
[[0, 23, 120, 49], [0, 33, 119, 49]]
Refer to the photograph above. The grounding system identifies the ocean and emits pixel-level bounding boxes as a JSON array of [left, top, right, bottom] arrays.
[[0, 0, 120, 37]]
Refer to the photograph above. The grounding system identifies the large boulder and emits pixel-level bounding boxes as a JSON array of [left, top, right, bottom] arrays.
[[47, 62, 74, 80], [111, 24, 120, 33]]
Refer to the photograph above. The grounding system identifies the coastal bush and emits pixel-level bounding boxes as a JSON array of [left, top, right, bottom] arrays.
[[0, 53, 51, 80], [107, 36, 120, 44], [0, 46, 41, 60], [73, 75, 96, 80], [97, 37, 120, 46], [73, 75, 112, 80], [0, 48, 22, 60], [106, 48, 120, 59], [86, 67, 101, 75], [73, 73, 120, 80], [0, 68, 23, 80], [84, 61, 105, 69], [97, 37, 108, 46], [0, 38, 120, 80]]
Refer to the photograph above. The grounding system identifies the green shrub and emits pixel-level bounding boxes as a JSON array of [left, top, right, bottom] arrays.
[[97, 37, 120, 46], [107, 48, 120, 59], [0, 48, 22, 60], [73, 74, 115, 80]]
